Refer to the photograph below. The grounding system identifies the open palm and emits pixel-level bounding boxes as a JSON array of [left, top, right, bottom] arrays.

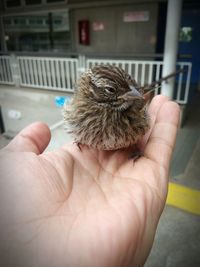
[[0, 95, 179, 267]]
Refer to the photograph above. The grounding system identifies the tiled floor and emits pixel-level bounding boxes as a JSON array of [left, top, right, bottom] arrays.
[[145, 92, 200, 267], [170, 92, 200, 189], [145, 205, 200, 267]]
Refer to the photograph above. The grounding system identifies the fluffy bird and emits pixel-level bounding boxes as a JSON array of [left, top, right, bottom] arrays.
[[63, 65, 150, 150]]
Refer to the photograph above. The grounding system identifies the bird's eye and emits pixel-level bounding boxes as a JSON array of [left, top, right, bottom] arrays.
[[104, 86, 115, 94]]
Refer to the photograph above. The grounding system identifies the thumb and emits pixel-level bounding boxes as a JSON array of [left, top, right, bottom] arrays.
[[144, 101, 180, 171], [4, 122, 51, 154]]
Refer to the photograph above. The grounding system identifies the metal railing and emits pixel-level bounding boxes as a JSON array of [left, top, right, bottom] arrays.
[[18, 56, 79, 92], [0, 54, 192, 104], [86, 58, 192, 105], [0, 56, 14, 85]]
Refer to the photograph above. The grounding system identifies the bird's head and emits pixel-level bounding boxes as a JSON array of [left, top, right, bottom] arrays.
[[77, 65, 145, 112]]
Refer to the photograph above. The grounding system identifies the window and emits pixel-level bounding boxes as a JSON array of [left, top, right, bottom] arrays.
[[47, 0, 65, 3], [54, 18, 62, 25], [179, 27, 192, 42], [3, 11, 71, 52], [36, 18, 44, 25], [25, 0, 42, 5], [13, 17, 26, 25], [5, 0, 66, 8], [4, 18, 12, 25], [5, 0, 21, 8]]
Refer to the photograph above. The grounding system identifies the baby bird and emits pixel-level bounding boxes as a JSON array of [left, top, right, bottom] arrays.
[[63, 65, 150, 150]]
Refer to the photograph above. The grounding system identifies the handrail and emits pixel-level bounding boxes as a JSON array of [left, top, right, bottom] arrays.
[[0, 54, 192, 104]]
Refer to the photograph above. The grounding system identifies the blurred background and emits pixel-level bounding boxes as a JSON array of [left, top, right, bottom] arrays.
[[0, 0, 199, 266]]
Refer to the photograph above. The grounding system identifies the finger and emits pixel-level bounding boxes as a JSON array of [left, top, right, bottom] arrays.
[[148, 95, 169, 123], [144, 101, 180, 172], [4, 122, 51, 154], [140, 95, 169, 148]]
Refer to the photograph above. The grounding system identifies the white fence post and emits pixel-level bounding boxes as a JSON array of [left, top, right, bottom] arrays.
[[10, 54, 21, 87], [0, 55, 14, 85], [78, 54, 86, 75]]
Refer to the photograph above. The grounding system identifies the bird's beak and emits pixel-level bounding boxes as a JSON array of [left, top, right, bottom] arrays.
[[118, 86, 143, 101]]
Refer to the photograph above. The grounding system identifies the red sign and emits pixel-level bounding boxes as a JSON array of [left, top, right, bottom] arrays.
[[79, 20, 90, 45]]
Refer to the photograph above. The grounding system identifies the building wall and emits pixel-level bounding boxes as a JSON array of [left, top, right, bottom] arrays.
[[0, 1, 160, 133], [71, 2, 158, 56], [0, 1, 159, 56]]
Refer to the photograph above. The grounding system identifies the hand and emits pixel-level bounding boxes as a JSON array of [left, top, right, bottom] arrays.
[[0, 95, 180, 267]]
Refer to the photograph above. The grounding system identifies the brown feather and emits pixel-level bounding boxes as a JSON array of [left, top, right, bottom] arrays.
[[63, 65, 150, 150]]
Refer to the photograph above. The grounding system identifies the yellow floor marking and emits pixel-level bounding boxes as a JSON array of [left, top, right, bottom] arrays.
[[166, 182, 200, 215]]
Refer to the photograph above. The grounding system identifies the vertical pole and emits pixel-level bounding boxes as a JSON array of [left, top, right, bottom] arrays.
[[0, 106, 5, 134], [161, 0, 182, 98], [48, 12, 54, 50], [78, 54, 86, 75], [10, 54, 21, 87], [0, 16, 7, 52]]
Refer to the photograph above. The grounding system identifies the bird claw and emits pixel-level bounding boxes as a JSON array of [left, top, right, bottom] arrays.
[[74, 141, 82, 151], [129, 150, 144, 161]]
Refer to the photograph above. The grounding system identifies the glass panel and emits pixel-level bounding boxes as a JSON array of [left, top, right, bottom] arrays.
[[25, 0, 42, 5], [6, 0, 21, 8], [47, 0, 65, 3], [179, 27, 192, 42], [3, 10, 71, 52]]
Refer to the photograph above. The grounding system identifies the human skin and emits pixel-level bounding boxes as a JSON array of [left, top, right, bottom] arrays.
[[0, 95, 180, 267]]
